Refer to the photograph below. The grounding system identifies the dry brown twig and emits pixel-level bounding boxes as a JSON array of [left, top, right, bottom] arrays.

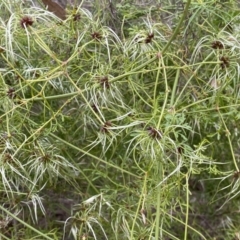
[[41, 0, 66, 20]]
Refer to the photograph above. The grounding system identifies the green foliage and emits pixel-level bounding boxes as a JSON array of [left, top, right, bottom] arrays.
[[1, 0, 240, 239]]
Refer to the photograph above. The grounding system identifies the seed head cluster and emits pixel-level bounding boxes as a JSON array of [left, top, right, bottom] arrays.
[[20, 16, 34, 28]]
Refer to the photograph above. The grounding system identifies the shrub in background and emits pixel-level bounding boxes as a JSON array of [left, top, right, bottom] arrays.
[[1, 0, 240, 239]]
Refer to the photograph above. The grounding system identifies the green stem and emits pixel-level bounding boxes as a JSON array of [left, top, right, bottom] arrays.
[[155, 1, 192, 238], [155, 185, 162, 240], [0, 205, 53, 240], [157, 57, 169, 129], [184, 173, 189, 240], [50, 133, 140, 178], [153, 56, 162, 114], [164, 211, 207, 240], [170, 68, 180, 107], [174, 51, 214, 107], [218, 109, 239, 171], [130, 172, 148, 239]]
